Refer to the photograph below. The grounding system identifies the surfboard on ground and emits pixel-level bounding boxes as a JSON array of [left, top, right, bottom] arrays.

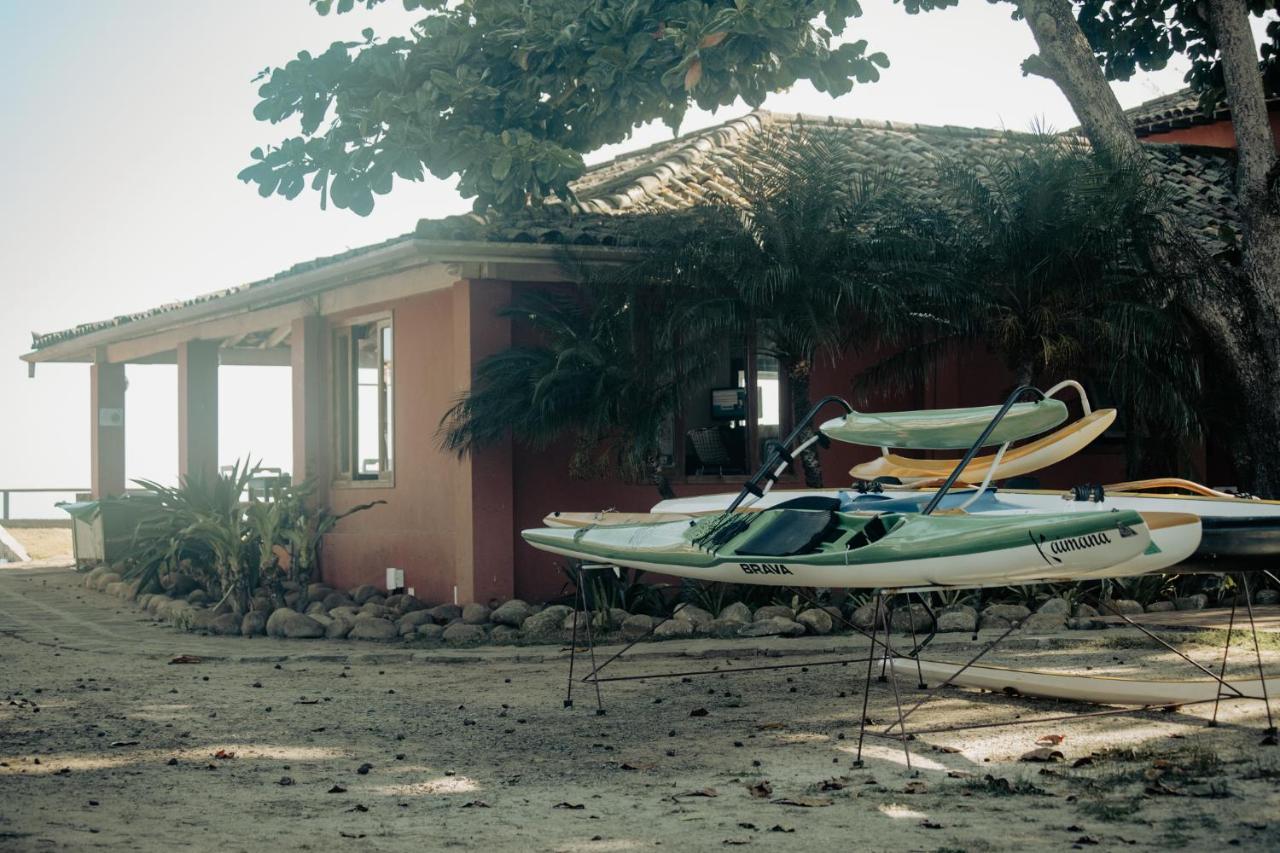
[[522, 508, 1156, 590], [889, 657, 1278, 707]]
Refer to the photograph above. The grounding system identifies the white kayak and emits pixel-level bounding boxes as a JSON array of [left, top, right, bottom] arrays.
[[651, 483, 1266, 561]]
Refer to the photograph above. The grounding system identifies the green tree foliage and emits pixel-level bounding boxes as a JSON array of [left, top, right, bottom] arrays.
[[1072, 0, 1279, 108], [239, 0, 888, 213], [860, 137, 1206, 475]]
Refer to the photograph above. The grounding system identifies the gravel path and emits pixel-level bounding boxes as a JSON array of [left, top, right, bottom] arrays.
[[3, 567, 1280, 851]]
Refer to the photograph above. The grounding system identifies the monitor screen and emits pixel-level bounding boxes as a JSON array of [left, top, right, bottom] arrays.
[[710, 387, 747, 420]]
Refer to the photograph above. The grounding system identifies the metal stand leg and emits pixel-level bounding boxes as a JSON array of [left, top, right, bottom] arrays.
[[579, 601, 687, 683], [906, 592, 928, 689], [565, 588, 581, 709], [1240, 573, 1277, 745], [1209, 586, 1238, 728], [1097, 598, 1246, 698], [854, 593, 883, 767], [880, 594, 913, 771], [579, 574, 606, 716]]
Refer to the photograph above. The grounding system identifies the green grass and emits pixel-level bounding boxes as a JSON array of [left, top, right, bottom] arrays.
[[1078, 796, 1145, 822]]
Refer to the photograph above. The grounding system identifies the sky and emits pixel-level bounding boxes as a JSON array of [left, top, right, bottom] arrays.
[[0, 1, 1262, 517]]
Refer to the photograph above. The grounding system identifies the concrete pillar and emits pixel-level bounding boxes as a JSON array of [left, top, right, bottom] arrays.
[[90, 361, 127, 498], [177, 340, 219, 482], [291, 315, 327, 490], [452, 279, 514, 604]]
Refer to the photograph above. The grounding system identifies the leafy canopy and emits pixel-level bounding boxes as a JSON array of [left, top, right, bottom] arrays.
[[240, 0, 887, 214]]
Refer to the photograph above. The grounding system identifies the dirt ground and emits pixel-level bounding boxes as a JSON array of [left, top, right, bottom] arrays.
[[3, 568, 1280, 851]]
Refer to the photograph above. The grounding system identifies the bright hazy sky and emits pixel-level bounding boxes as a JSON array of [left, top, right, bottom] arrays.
[[0, 1, 1260, 516]]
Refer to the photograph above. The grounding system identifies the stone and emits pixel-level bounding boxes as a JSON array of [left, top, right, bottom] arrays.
[[1257, 589, 1280, 606], [325, 616, 354, 639], [396, 611, 436, 635], [307, 583, 334, 601], [105, 581, 126, 598], [383, 593, 406, 610], [281, 580, 302, 593], [212, 600, 234, 616], [1145, 600, 1176, 613], [329, 606, 361, 620], [350, 584, 382, 605], [279, 613, 325, 640], [170, 575, 200, 597], [462, 603, 492, 625], [1076, 603, 1101, 618], [983, 603, 1031, 622], [935, 606, 977, 633], [322, 592, 355, 611], [364, 594, 387, 607], [442, 623, 487, 646], [1175, 594, 1208, 611], [241, 612, 267, 637], [189, 610, 218, 633], [620, 614, 658, 640], [489, 625, 521, 644], [94, 572, 121, 591], [1020, 612, 1067, 634], [251, 596, 273, 613], [359, 603, 393, 620], [266, 607, 295, 637], [520, 605, 572, 642], [607, 608, 630, 630], [396, 595, 428, 614], [429, 604, 463, 624], [717, 602, 753, 624], [283, 590, 301, 608], [1037, 598, 1070, 616], [208, 613, 241, 636], [348, 617, 399, 641], [1067, 616, 1108, 630], [753, 605, 794, 622], [706, 619, 743, 638], [1100, 594, 1141, 614], [851, 602, 880, 630], [305, 601, 327, 617], [416, 623, 445, 641], [739, 617, 806, 638], [796, 608, 833, 635], [652, 619, 695, 639], [674, 604, 715, 629], [309, 612, 334, 629], [891, 603, 932, 633], [491, 599, 533, 627]]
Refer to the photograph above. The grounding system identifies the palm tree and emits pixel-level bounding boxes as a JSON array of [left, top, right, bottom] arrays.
[[619, 129, 934, 487], [859, 135, 1207, 476], [438, 287, 717, 499]]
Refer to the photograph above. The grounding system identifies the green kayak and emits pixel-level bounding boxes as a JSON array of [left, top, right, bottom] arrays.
[[820, 399, 1068, 450], [522, 507, 1150, 590]]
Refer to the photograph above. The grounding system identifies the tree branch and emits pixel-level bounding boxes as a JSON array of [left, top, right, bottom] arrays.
[[1203, 0, 1280, 220], [1017, 0, 1146, 165]]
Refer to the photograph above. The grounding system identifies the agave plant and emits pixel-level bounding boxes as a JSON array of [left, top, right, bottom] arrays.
[[114, 459, 382, 613]]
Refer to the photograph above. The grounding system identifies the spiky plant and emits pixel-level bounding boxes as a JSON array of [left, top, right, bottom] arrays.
[[858, 134, 1208, 476]]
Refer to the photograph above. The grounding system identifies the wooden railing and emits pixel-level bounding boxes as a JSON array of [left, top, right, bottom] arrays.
[[0, 488, 88, 521]]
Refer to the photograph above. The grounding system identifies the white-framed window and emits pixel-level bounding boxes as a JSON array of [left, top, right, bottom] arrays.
[[333, 315, 393, 483]]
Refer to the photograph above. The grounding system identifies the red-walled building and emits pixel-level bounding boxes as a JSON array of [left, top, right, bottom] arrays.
[[21, 102, 1249, 604]]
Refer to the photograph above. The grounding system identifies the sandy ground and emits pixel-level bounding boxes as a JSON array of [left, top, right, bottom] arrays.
[[2, 525, 72, 564], [3, 568, 1280, 852]]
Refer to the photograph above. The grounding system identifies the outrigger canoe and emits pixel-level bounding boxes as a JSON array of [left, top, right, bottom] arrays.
[[522, 508, 1154, 590]]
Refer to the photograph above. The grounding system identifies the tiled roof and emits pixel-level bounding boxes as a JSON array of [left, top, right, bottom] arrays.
[[1125, 85, 1280, 136], [418, 110, 1238, 252], [32, 110, 1239, 352]]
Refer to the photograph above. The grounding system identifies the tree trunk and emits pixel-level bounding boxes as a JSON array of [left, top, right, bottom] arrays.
[[788, 359, 824, 488], [1018, 0, 1280, 496]]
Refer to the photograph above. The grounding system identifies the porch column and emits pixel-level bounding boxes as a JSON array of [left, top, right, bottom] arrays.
[[452, 278, 514, 604], [90, 360, 126, 498], [177, 340, 219, 482], [291, 314, 327, 489]]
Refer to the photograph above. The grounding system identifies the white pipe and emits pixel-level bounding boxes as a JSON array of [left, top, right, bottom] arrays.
[[1044, 379, 1092, 415], [954, 442, 1010, 512]]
